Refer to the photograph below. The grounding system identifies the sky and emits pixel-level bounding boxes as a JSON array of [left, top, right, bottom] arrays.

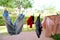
[[32, 0, 60, 11]]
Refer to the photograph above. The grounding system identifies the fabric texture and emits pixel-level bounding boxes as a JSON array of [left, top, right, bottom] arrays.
[[3, 10, 15, 35], [41, 15, 60, 37], [35, 15, 42, 38], [3, 10, 24, 35], [14, 14, 24, 34], [27, 16, 34, 28]]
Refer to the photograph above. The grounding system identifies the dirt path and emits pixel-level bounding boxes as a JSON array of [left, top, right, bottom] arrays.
[[0, 31, 54, 40]]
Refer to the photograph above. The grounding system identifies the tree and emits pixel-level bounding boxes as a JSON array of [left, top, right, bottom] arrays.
[[0, 0, 32, 9], [0, 0, 15, 8], [0, 0, 32, 14], [15, 0, 32, 9], [14, 0, 32, 13]]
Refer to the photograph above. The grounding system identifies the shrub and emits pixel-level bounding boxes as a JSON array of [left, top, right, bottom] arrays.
[[0, 11, 2, 15], [51, 34, 60, 40], [0, 16, 43, 26], [0, 16, 5, 26], [0, 16, 29, 26]]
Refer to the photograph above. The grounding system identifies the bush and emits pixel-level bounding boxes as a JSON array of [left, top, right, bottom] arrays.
[[0, 19, 5, 26], [0, 16, 29, 26], [0, 16, 5, 26], [0, 16, 17, 26], [51, 34, 60, 40], [0, 16, 43, 26], [0, 11, 2, 15]]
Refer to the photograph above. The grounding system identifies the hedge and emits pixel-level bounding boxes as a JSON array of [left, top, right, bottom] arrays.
[[0, 16, 5, 26], [0, 16, 27, 26], [0, 16, 43, 26]]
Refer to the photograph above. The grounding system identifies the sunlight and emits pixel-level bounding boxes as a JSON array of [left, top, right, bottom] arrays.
[[33, 0, 60, 10]]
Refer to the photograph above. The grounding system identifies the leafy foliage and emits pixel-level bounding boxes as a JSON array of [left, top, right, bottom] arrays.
[[0, 0, 32, 9], [0, 0, 15, 8], [51, 34, 60, 40]]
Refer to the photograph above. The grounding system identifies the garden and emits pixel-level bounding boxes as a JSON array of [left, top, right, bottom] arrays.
[[0, 0, 60, 40]]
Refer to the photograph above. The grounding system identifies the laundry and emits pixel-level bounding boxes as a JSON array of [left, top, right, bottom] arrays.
[[35, 14, 42, 38], [3, 10, 24, 35], [27, 16, 34, 28], [41, 15, 60, 37], [3, 10, 15, 35], [14, 14, 24, 34]]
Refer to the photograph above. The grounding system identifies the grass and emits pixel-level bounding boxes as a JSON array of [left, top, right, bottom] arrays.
[[0, 24, 36, 35]]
